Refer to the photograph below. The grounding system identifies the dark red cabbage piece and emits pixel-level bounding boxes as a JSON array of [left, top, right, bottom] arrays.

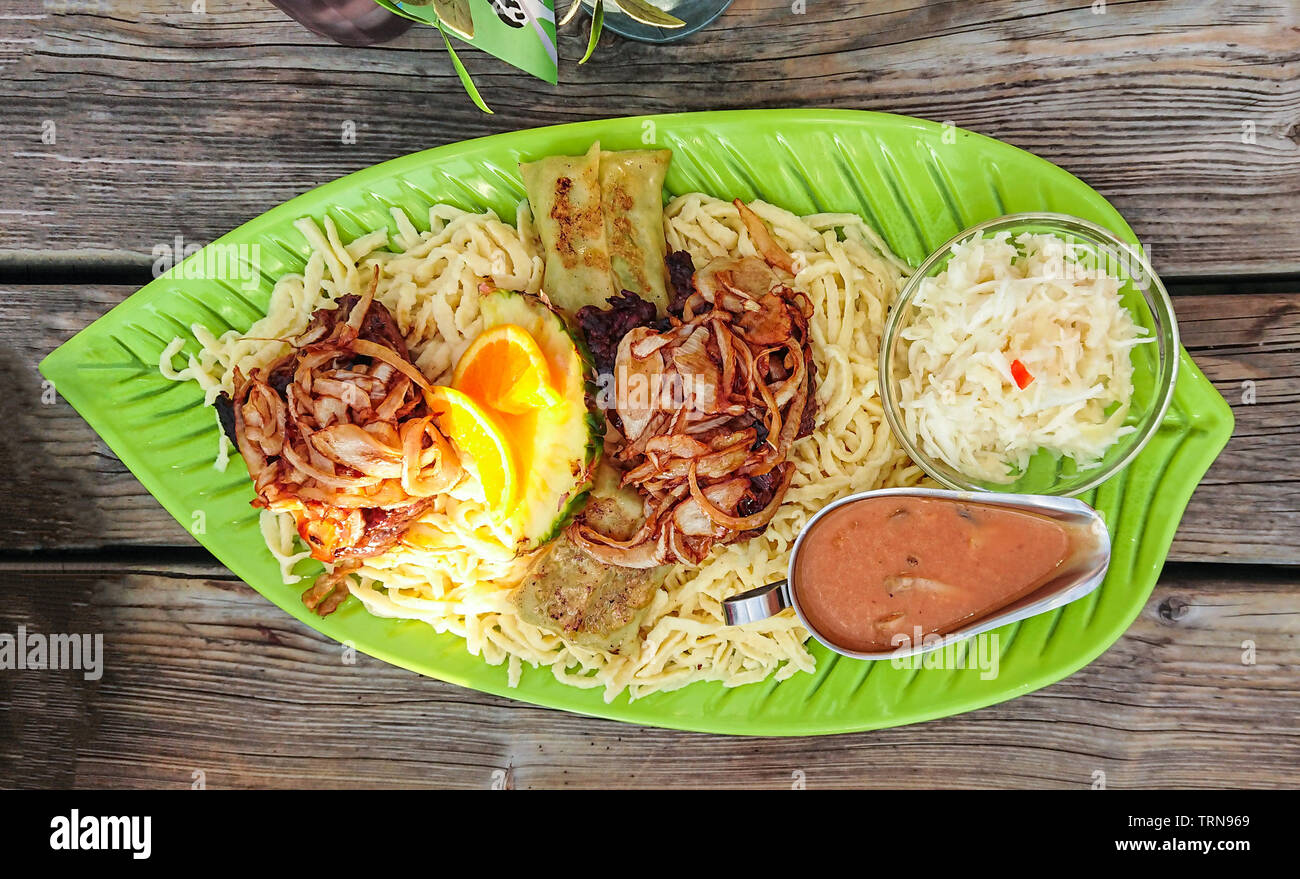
[[575, 290, 659, 376]]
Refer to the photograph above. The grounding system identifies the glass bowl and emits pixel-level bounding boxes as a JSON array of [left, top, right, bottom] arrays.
[[879, 213, 1179, 496]]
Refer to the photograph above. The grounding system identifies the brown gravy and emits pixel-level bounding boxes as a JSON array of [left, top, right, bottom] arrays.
[[793, 496, 1079, 652]]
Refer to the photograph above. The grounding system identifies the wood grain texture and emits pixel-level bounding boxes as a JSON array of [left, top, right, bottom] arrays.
[[1176, 291, 1300, 564], [2, 0, 1297, 790], [0, 560, 1293, 788], [0, 0, 1296, 275], [4, 283, 1295, 562]]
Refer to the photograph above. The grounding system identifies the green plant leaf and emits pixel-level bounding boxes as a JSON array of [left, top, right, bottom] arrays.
[[580, 0, 604, 64], [609, 0, 686, 27], [437, 21, 493, 115], [433, 0, 475, 39], [559, 0, 585, 26]]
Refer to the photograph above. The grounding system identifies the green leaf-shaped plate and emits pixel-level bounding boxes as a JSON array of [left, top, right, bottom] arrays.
[[39, 110, 1233, 735]]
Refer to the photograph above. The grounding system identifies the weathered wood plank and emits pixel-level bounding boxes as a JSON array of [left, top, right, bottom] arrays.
[[3, 283, 1295, 563], [0, 561, 1293, 788], [1176, 291, 1300, 564], [1, 0, 1296, 274]]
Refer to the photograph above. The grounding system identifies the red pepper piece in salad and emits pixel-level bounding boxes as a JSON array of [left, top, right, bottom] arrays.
[[1010, 359, 1035, 390]]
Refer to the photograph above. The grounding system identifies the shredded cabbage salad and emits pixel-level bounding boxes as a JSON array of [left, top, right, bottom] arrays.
[[898, 231, 1152, 483]]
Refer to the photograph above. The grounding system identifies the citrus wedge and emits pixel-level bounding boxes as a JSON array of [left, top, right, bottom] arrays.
[[453, 323, 561, 415], [424, 385, 519, 515]]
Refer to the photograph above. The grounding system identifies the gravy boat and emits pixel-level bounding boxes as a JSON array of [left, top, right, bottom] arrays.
[[722, 488, 1112, 661]]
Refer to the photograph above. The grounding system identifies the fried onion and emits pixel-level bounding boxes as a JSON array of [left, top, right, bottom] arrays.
[[224, 271, 462, 615], [569, 245, 817, 568]]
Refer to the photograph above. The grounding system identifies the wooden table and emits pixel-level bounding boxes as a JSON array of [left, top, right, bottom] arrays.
[[2, 0, 1296, 789]]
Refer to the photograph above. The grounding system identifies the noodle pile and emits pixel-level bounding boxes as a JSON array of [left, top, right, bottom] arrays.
[[162, 194, 923, 701]]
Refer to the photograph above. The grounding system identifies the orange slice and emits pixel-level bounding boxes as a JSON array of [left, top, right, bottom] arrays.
[[424, 386, 518, 515], [453, 324, 561, 416]]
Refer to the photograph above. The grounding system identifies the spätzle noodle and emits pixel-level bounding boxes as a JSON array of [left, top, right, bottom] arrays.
[[162, 194, 923, 702]]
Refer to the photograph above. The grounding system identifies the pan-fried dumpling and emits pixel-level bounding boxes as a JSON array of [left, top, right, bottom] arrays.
[[520, 142, 672, 316], [600, 149, 671, 313], [520, 142, 616, 316]]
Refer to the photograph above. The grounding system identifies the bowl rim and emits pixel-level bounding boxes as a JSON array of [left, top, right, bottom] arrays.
[[879, 211, 1181, 496]]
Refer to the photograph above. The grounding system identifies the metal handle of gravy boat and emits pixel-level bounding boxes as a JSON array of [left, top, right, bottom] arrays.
[[723, 580, 792, 625]]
